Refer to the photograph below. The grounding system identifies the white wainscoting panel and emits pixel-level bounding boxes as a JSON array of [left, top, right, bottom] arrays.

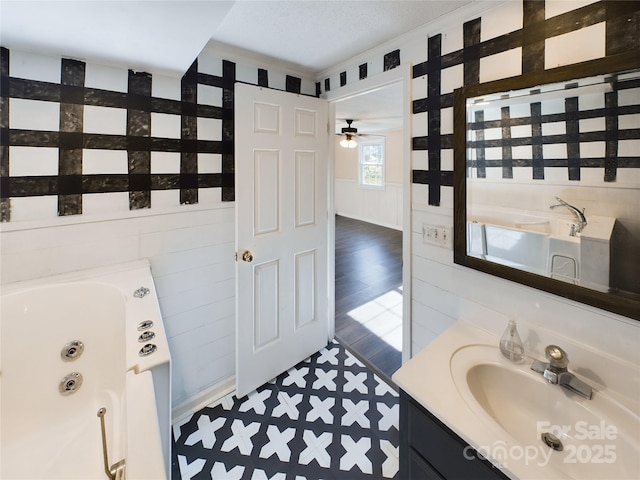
[[334, 178, 402, 230]]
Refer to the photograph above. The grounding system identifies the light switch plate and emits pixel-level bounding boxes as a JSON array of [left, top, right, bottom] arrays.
[[422, 223, 450, 248]]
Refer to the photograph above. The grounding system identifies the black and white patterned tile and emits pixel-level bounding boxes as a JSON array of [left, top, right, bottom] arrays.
[[173, 341, 399, 480]]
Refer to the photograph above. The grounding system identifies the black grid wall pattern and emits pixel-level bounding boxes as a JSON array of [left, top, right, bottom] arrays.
[[0, 47, 10, 220], [0, 51, 237, 222], [411, 0, 640, 206], [2, 1, 638, 220], [465, 76, 640, 182], [315, 1, 638, 207]]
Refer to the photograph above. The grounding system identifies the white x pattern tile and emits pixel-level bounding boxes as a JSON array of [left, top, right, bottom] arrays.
[[299, 431, 333, 468], [211, 462, 245, 480], [221, 420, 261, 455], [341, 398, 370, 428], [306, 396, 335, 423], [339, 435, 372, 474], [259, 425, 296, 462], [184, 415, 225, 449], [239, 388, 272, 414], [272, 391, 302, 420]]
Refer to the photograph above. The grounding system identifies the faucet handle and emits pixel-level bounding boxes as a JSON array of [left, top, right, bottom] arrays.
[[545, 345, 569, 369]]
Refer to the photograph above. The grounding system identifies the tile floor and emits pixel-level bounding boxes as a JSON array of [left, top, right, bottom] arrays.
[[172, 341, 399, 480]]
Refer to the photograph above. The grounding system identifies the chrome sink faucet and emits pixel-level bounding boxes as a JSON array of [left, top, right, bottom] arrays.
[[531, 345, 593, 400], [549, 196, 587, 235]]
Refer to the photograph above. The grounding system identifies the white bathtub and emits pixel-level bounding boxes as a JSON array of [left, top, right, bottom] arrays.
[[0, 260, 171, 480], [467, 211, 616, 290]]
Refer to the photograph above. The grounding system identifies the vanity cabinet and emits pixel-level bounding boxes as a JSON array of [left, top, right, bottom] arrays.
[[399, 390, 510, 480]]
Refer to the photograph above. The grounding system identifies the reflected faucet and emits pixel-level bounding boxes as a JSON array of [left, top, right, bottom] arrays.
[[531, 345, 593, 400], [550, 197, 587, 235]]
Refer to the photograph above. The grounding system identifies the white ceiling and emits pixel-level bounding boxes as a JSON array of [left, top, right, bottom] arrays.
[[0, 0, 473, 131], [0, 1, 236, 76], [210, 0, 472, 72], [0, 0, 472, 75], [334, 82, 404, 135]]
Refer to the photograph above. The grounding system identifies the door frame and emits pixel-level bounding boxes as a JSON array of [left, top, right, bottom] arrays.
[[321, 64, 412, 364]]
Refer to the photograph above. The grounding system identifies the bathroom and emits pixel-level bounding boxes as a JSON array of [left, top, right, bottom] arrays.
[[1, 1, 638, 479]]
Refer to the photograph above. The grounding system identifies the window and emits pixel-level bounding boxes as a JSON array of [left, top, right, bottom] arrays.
[[358, 138, 385, 188]]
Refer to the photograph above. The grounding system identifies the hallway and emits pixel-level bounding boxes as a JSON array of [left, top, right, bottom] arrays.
[[334, 216, 403, 385]]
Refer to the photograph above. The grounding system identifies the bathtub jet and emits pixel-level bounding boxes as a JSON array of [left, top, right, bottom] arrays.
[[59, 372, 83, 395]]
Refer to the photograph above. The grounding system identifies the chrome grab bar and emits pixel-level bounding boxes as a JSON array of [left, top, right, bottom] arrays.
[[97, 408, 126, 480]]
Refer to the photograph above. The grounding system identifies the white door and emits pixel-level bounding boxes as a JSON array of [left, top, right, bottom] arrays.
[[235, 83, 330, 398]]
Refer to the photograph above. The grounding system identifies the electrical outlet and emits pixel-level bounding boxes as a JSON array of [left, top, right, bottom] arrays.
[[422, 223, 450, 248]]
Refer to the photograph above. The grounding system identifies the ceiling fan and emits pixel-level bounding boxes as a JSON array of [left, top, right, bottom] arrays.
[[336, 119, 376, 148]]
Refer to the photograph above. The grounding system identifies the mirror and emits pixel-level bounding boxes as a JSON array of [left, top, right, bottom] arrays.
[[454, 52, 640, 321]]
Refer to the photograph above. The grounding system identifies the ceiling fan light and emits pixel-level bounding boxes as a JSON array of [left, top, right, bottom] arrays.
[[340, 137, 357, 148]]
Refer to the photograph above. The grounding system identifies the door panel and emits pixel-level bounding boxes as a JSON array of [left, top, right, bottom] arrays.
[[236, 84, 329, 398], [295, 249, 316, 329], [254, 260, 280, 350], [254, 102, 280, 134], [254, 149, 280, 235], [294, 108, 316, 136], [295, 151, 316, 227]]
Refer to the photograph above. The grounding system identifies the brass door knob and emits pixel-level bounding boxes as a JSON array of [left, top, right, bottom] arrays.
[[242, 250, 254, 262]]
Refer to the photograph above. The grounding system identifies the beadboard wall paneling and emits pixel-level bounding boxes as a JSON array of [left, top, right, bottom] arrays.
[[335, 179, 402, 230], [334, 129, 404, 229]]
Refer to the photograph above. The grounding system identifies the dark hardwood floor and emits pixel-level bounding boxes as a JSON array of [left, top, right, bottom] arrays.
[[334, 215, 403, 386]]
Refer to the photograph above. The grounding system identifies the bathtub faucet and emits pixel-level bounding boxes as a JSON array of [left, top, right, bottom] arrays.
[[549, 196, 587, 234]]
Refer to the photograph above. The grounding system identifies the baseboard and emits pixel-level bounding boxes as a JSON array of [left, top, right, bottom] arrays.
[[335, 211, 402, 231], [171, 376, 236, 424]]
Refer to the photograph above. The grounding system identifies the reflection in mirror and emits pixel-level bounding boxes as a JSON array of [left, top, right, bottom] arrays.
[[454, 54, 640, 321]]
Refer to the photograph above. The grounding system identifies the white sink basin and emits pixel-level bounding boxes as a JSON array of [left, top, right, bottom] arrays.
[[451, 345, 640, 479]]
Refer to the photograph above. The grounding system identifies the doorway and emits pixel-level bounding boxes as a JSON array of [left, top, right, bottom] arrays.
[[325, 67, 410, 384]]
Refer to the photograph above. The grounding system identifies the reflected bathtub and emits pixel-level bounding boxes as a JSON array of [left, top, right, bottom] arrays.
[[0, 260, 171, 480]]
